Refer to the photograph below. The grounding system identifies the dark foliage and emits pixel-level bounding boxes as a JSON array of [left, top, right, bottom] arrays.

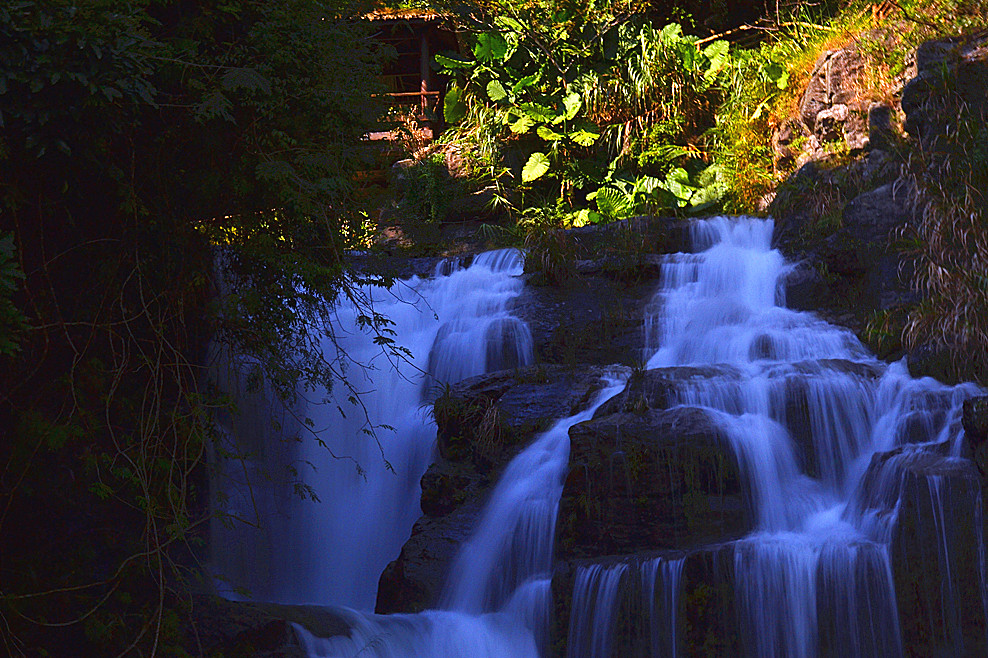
[[0, 1, 391, 654]]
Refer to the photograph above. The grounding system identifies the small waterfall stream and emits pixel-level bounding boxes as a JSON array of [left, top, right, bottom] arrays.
[[219, 216, 986, 656]]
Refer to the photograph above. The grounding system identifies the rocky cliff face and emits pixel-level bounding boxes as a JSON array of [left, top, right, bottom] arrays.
[[770, 31, 988, 376]]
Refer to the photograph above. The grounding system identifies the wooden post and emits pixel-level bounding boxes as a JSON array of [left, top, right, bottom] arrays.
[[420, 32, 430, 116]]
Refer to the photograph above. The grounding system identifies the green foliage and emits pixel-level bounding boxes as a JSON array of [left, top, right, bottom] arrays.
[[0, 232, 26, 356], [434, 4, 736, 228], [444, 83, 468, 123], [521, 151, 551, 182], [394, 153, 464, 224], [903, 112, 988, 383], [520, 207, 578, 284]]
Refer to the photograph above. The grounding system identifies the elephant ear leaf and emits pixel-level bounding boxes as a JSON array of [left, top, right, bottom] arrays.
[[562, 92, 581, 121], [486, 80, 508, 102], [474, 32, 508, 62], [444, 84, 467, 124], [522, 152, 551, 183], [594, 186, 633, 219]]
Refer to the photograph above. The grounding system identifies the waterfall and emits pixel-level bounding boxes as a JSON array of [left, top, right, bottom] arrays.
[[225, 216, 985, 657], [639, 216, 984, 656], [566, 563, 628, 658], [211, 249, 532, 609], [440, 377, 627, 614], [642, 556, 684, 658]]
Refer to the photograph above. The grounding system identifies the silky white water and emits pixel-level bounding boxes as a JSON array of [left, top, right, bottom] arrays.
[[222, 216, 986, 656], [297, 378, 627, 657], [641, 216, 984, 657], [211, 249, 532, 609]]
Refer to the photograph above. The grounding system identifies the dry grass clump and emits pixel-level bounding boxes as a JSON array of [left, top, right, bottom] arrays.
[[901, 106, 988, 382]]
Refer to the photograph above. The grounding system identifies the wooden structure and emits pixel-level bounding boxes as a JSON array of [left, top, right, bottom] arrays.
[[366, 8, 459, 123]]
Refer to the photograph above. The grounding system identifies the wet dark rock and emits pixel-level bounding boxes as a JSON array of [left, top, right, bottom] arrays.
[[962, 396, 988, 449], [435, 364, 623, 466], [375, 501, 482, 614], [842, 180, 918, 245], [574, 253, 665, 281], [380, 365, 628, 614], [907, 342, 957, 383], [191, 595, 351, 657], [512, 276, 656, 366], [853, 448, 987, 657], [902, 35, 988, 146], [789, 358, 886, 380], [679, 544, 739, 656], [549, 545, 736, 658], [593, 366, 741, 417], [963, 396, 988, 478], [559, 407, 747, 559], [419, 460, 485, 517], [868, 103, 897, 152], [780, 261, 829, 311]]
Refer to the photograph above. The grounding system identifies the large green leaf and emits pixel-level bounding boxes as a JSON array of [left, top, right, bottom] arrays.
[[763, 61, 789, 90], [569, 128, 599, 146], [571, 208, 605, 227], [444, 84, 467, 124], [474, 32, 509, 62], [594, 186, 633, 219], [522, 152, 551, 183], [519, 102, 555, 122], [659, 23, 684, 46], [435, 53, 476, 70], [568, 119, 600, 146], [494, 16, 526, 34], [562, 92, 581, 121], [537, 125, 564, 141], [511, 72, 540, 95], [663, 168, 697, 207], [508, 114, 535, 134], [702, 40, 730, 83], [487, 80, 508, 102]]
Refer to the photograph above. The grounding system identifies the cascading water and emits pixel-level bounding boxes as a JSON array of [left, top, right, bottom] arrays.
[[298, 378, 627, 657], [567, 563, 628, 658], [626, 216, 985, 657], [225, 215, 985, 656], [211, 249, 532, 610]]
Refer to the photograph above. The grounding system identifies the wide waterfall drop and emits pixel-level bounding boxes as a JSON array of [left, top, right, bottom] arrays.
[[220, 215, 985, 657], [211, 249, 532, 609]]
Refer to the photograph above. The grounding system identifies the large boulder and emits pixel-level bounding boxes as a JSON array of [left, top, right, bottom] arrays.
[[962, 395, 988, 450], [842, 180, 918, 245], [433, 364, 621, 467], [375, 500, 482, 614], [592, 365, 742, 417], [378, 364, 627, 614], [190, 595, 351, 658], [782, 45, 875, 164], [512, 277, 657, 366], [558, 406, 747, 559], [902, 35, 988, 147]]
